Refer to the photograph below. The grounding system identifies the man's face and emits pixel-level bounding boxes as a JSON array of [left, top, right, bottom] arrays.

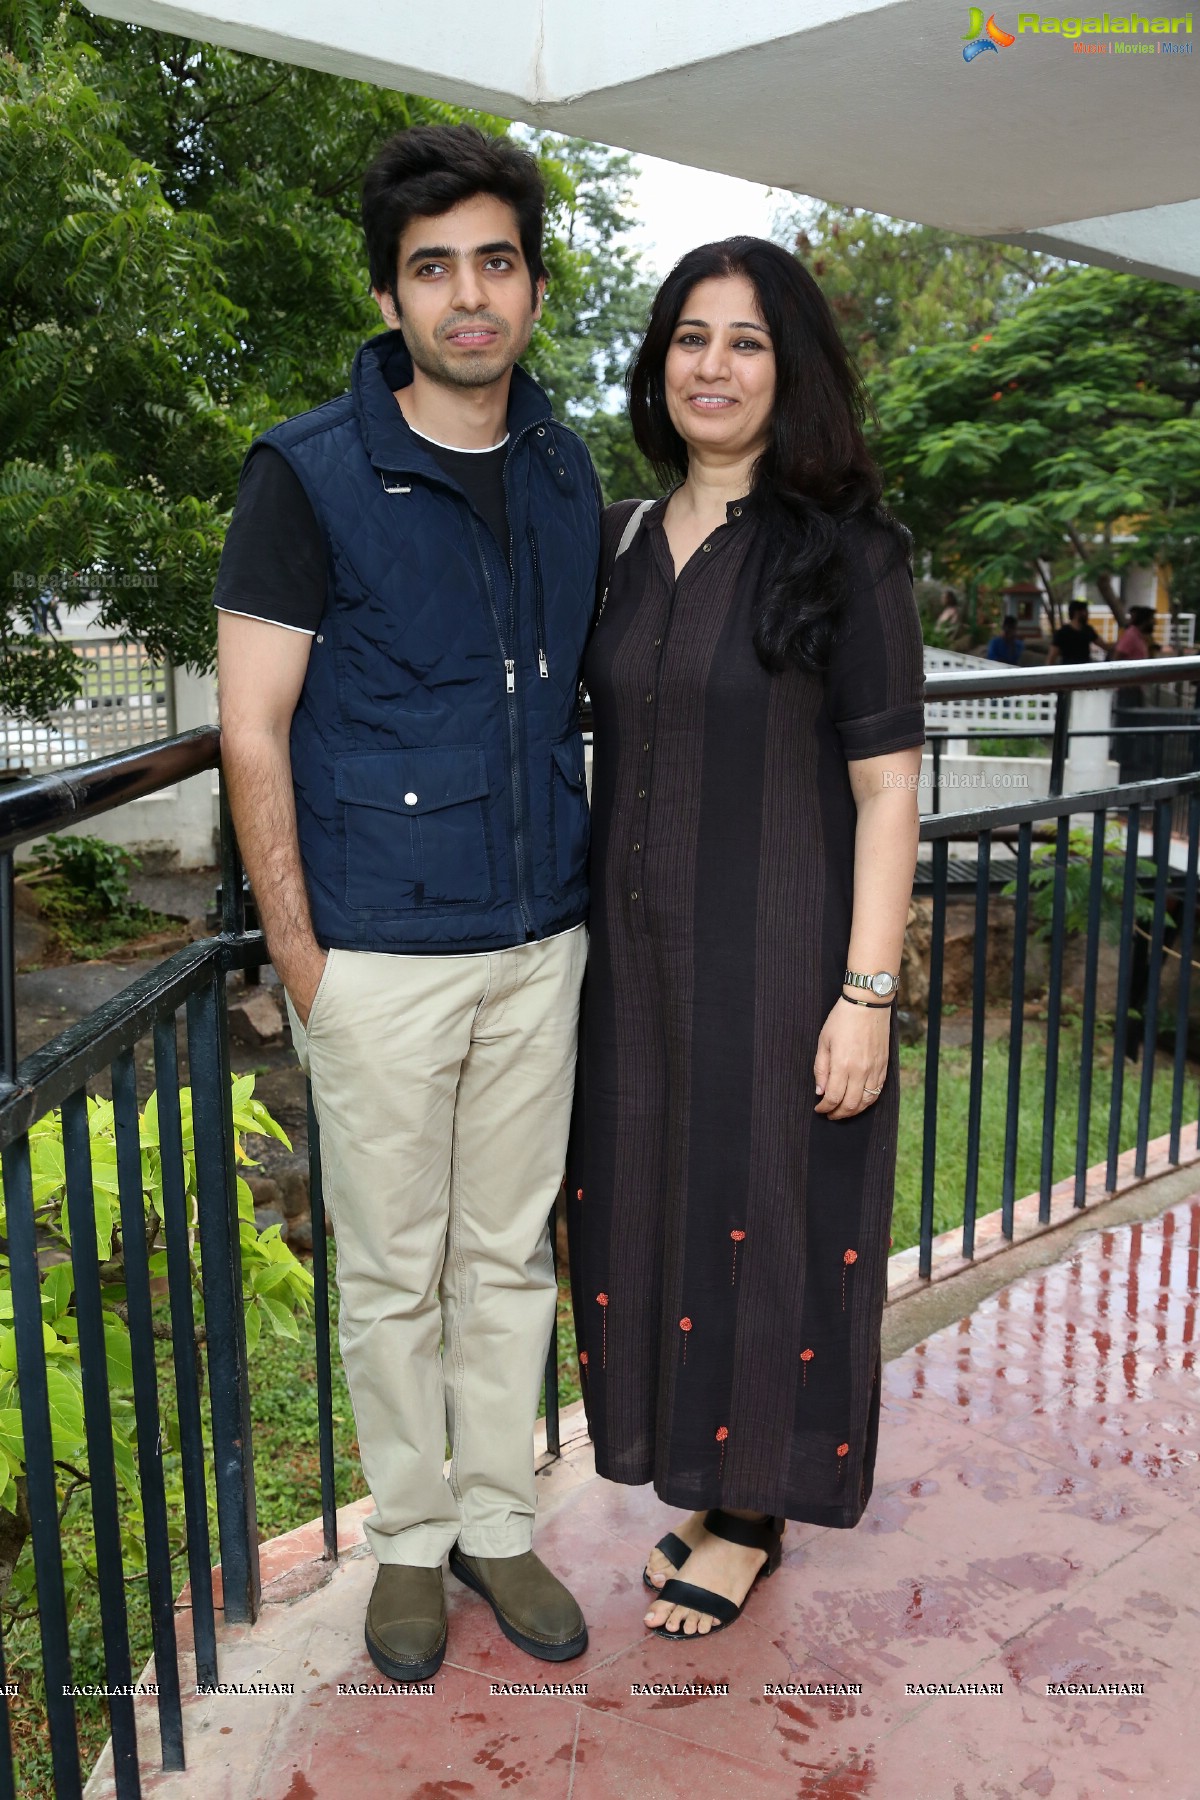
[[374, 193, 544, 391]]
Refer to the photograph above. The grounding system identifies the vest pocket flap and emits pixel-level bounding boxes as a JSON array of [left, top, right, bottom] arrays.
[[334, 747, 489, 815], [551, 738, 587, 789]]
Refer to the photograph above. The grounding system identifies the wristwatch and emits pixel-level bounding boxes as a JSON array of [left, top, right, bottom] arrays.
[[843, 967, 899, 1000]]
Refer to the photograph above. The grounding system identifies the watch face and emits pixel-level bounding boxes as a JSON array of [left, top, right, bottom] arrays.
[[870, 972, 896, 997]]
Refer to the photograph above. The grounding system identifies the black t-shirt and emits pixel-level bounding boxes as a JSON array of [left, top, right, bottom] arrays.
[[213, 432, 510, 634], [1053, 621, 1103, 664]]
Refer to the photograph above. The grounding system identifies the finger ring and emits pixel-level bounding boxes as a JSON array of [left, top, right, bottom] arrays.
[[864, 1086, 882, 1096]]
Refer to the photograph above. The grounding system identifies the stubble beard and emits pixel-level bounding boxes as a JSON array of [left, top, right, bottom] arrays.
[[402, 311, 534, 392]]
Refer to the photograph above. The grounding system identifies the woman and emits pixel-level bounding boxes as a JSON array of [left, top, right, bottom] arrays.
[[565, 237, 925, 1641]]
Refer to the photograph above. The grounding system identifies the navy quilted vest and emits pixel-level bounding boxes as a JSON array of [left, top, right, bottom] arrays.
[[259, 331, 600, 952]]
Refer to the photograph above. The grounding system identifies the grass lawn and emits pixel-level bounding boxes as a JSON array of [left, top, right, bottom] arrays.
[[891, 1014, 1195, 1254], [7, 1008, 1195, 1793]]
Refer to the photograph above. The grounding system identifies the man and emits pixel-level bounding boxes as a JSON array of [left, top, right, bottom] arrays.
[[1115, 604, 1160, 661], [986, 613, 1024, 665], [1048, 599, 1107, 666], [216, 125, 600, 1681]]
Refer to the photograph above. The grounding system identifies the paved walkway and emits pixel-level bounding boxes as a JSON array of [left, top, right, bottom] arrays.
[[87, 1197, 1199, 1800]]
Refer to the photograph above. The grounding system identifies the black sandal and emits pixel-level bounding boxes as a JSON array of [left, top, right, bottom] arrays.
[[641, 1529, 691, 1593], [648, 1509, 786, 1638]]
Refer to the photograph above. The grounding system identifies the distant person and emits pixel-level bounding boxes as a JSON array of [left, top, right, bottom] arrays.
[[1115, 605, 1159, 661], [1112, 606, 1160, 778], [985, 615, 1023, 666], [1048, 600, 1107, 666], [936, 589, 961, 629]]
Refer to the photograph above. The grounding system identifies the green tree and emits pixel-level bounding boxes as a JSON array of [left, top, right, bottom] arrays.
[[526, 135, 660, 502], [0, 7, 659, 718], [778, 200, 1061, 379], [870, 266, 1200, 632]]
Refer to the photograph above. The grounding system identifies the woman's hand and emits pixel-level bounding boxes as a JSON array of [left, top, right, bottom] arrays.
[[813, 999, 891, 1119]]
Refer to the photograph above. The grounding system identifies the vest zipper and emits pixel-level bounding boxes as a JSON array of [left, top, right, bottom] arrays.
[[528, 526, 549, 678], [467, 511, 534, 937]]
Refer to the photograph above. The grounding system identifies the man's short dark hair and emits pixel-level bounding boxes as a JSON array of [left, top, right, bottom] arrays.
[[362, 124, 547, 308], [1003, 614, 1018, 627], [1068, 600, 1088, 619]]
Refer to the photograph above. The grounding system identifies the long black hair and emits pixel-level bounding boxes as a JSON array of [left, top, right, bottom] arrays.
[[627, 236, 910, 675]]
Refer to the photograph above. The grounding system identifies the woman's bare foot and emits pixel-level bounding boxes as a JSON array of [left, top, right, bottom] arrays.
[[643, 1510, 708, 1588], [643, 1509, 773, 1637]]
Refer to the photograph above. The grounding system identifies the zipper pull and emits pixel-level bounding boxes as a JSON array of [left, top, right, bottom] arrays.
[[538, 648, 549, 680], [505, 658, 516, 694]]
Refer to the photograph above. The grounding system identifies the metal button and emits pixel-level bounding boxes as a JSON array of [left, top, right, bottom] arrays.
[[404, 791, 418, 806], [702, 542, 712, 552], [653, 636, 662, 647], [733, 506, 743, 517], [537, 427, 546, 436], [557, 466, 565, 475], [645, 692, 653, 703], [315, 633, 324, 643], [642, 741, 650, 751], [630, 890, 639, 901], [637, 788, 646, 799], [633, 842, 641, 852]]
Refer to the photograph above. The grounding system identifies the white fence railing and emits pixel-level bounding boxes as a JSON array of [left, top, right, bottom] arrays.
[[0, 640, 173, 774], [922, 647, 1057, 735]]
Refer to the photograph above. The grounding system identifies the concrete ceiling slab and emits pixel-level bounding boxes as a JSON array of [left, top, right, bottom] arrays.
[[83, 0, 1200, 281]]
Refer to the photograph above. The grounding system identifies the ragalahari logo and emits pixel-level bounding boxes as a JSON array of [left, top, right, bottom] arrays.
[[963, 8, 1017, 57]]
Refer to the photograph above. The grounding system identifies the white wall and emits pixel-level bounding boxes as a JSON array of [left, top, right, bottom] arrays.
[[18, 666, 220, 870]]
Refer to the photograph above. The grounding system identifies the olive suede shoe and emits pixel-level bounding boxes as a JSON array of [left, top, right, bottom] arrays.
[[448, 1546, 588, 1661], [364, 1563, 447, 1681]]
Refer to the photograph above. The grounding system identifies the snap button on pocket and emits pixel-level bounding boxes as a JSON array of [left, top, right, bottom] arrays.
[[404, 791, 418, 805]]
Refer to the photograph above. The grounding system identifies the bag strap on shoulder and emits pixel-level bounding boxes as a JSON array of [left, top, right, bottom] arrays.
[[596, 498, 654, 628]]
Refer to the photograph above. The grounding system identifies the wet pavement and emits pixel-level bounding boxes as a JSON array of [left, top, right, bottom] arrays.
[[85, 1196, 1199, 1800]]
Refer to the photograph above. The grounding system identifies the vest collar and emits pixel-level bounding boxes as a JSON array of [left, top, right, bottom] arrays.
[[352, 329, 553, 477]]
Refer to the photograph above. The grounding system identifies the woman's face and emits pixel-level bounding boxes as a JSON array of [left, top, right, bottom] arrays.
[[663, 273, 776, 467]]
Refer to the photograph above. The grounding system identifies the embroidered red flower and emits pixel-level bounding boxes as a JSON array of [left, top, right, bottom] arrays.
[[680, 1317, 692, 1364], [730, 1229, 746, 1285], [843, 1249, 858, 1265], [800, 1347, 814, 1386], [576, 1187, 583, 1200], [715, 1425, 729, 1478], [596, 1293, 609, 1367], [842, 1250, 858, 1310]]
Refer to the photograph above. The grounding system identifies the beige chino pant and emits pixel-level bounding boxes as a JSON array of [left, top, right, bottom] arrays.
[[285, 926, 587, 1566]]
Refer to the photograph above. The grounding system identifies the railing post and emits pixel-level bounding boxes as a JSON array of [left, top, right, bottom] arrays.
[[187, 965, 261, 1626], [0, 852, 14, 1085], [306, 1088, 339, 1564], [1049, 688, 1071, 797]]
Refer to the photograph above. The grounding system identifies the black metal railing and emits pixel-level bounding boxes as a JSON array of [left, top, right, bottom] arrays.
[[913, 658, 1200, 1275], [0, 657, 1195, 1794]]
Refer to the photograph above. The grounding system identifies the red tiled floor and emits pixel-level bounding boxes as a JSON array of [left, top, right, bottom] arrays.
[[85, 1198, 1200, 1800]]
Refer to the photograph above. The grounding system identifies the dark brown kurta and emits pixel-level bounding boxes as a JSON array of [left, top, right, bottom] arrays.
[[565, 494, 926, 1528]]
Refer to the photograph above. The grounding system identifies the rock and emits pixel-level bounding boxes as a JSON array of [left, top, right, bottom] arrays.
[[246, 1175, 282, 1213], [279, 1167, 311, 1220], [284, 1216, 313, 1254], [227, 986, 285, 1045], [895, 1007, 924, 1047], [253, 1205, 286, 1234], [15, 913, 56, 970]]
